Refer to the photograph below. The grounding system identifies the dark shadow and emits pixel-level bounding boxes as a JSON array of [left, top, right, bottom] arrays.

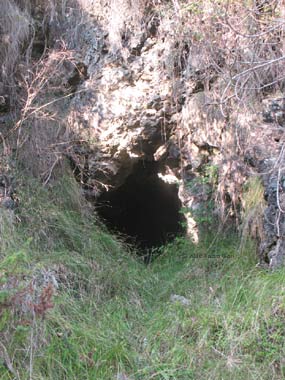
[[96, 160, 185, 254]]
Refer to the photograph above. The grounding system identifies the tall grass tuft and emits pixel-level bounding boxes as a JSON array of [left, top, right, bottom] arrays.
[[240, 176, 266, 257]]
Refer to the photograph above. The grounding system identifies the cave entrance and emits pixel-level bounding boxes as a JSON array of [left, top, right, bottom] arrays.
[[96, 160, 185, 254]]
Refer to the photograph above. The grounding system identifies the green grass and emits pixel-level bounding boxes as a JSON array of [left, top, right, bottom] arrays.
[[1, 175, 285, 379]]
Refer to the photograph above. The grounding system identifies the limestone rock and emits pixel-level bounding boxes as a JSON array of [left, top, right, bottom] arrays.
[[170, 294, 191, 306]]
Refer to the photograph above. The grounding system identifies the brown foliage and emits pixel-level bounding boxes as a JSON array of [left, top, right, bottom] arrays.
[[32, 282, 54, 317], [6, 280, 55, 318]]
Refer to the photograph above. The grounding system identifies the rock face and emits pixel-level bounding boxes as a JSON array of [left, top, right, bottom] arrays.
[[49, 2, 285, 260], [257, 100, 285, 268], [66, 5, 227, 242], [68, 29, 180, 189], [234, 96, 285, 268]]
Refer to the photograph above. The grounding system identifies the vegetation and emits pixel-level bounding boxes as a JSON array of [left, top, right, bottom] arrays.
[[1, 1, 285, 379], [0, 175, 285, 380]]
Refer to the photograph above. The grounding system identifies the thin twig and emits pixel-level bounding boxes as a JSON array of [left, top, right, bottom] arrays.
[[43, 155, 61, 186], [221, 55, 285, 112], [225, 16, 285, 39]]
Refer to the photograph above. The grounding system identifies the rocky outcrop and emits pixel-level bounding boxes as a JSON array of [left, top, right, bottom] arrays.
[[257, 99, 285, 268], [65, 3, 285, 263], [2, 0, 285, 266], [64, 7, 226, 241]]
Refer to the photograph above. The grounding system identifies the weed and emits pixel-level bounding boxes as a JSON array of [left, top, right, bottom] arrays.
[[0, 174, 285, 379], [240, 176, 266, 255]]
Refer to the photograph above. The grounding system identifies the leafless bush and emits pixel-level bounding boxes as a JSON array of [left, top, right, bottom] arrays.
[[165, 0, 285, 110], [0, 0, 92, 183], [14, 48, 78, 179]]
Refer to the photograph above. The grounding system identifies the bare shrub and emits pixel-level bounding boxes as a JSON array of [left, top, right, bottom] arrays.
[[0, 0, 92, 182], [14, 48, 78, 179], [159, 0, 285, 221], [164, 0, 285, 109]]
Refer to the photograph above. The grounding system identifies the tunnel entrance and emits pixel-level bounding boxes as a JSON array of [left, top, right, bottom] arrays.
[[96, 160, 185, 254]]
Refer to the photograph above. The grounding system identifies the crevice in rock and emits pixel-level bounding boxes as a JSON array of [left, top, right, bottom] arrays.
[[96, 160, 186, 254]]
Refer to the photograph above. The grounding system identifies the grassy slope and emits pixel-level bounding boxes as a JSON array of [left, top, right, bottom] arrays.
[[1, 177, 285, 380]]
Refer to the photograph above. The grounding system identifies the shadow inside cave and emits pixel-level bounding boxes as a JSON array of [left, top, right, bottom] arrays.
[[96, 160, 186, 259]]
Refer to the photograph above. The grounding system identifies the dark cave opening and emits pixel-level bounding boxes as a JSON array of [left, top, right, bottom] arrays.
[[96, 161, 185, 253]]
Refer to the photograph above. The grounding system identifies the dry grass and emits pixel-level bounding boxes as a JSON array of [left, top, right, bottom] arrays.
[[0, 0, 31, 87]]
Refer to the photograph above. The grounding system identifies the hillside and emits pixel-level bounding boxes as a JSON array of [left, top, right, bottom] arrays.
[[1, 0, 285, 379]]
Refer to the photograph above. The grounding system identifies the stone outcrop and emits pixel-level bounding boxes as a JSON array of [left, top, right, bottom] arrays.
[[257, 99, 285, 268], [62, 3, 285, 254], [63, 8, 221, 241], [2, 0, 285, 266]]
